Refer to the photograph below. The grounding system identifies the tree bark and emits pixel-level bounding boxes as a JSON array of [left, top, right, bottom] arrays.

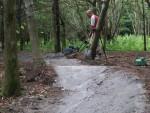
[[52, 0, 61, 53], [17, 0, 24, 51], [0, 0, 4, 50], [23, 0, 44, 66], [2, 0, 20, 97], [142, 0, 147, 51], [91, 0, 110, 59], [60, 16, 66, 50]]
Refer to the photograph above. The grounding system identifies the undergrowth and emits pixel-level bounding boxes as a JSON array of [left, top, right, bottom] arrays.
[[20, 35, 150, 52], [106, 35, 150, 51]]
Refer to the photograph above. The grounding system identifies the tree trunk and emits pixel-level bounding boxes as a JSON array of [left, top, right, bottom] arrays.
[[17, 0, 24, 51], [2, 0, 20, 97], [142, 0, 147, 51], [52, 0, 61, 53], [0, 0, 4, 50], [23, 0, 44, 66], [91, 0, 110, 59], [60, 17, 66, 50]]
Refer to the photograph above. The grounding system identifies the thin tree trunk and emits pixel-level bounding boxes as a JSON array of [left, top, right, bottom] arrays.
[[148, 20, 150, 36], [142, 0, 147, 51], [60, 17, 66, 50], [17, 0, 24, 51], [1, 10, 4, 50], [91, 0, 110, 59], [0, 0, 4, 50], [52, 0, 61, 53], [23, 0, 44, 66], [2, 0, 20, 97], [146, 17, 148, 35]]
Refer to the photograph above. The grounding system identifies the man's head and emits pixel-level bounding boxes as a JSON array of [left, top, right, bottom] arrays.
[[86, 9, 94, 18]]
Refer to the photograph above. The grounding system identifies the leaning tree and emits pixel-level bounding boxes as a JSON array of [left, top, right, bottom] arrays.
[[91, 0, 110, 59]]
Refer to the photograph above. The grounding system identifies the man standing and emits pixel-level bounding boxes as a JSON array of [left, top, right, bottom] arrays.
[[86, 9, 101, 57]]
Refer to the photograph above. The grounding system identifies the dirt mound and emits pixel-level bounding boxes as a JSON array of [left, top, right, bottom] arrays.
[[20, 62, 56, 85]]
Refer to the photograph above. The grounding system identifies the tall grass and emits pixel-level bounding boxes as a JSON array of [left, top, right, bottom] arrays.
[[106, 35, 150, 51], [22, 35, 150, 52]]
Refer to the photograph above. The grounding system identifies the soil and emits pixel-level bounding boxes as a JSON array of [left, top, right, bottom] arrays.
[[102, 52, 150, 109], [53, 66, 146, 113], [74, 51, 150, 106], [0, 62, 58, 113], [0, 51, 150, 113], [70, 51, 150, 77]]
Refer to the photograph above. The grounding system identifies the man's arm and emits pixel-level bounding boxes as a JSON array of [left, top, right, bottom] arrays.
[[91, 15, 96, 29], [91, 15, 96, 30], [89, 15, 96, 36]]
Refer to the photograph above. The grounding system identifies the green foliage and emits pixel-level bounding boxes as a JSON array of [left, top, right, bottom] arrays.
[[23, 40, 55, 52], [118, 1, 134, 35], [40, 40, 55, 52], [22, 38, 87, 52], [23, 43, 32, 52], [106, 35, 150, 51], [22, 35, 150, 52]]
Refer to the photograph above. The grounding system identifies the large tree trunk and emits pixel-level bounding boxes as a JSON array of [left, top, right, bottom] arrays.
[[2, 0, 20, 97], [23, 0, 44, 66], [52, 0, 61, 53], [91, 0, 110, 59]]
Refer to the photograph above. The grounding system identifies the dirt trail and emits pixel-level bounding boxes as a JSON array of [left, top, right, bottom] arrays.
[[1, 53, 148, 113], [43, 56, 147, 113], [53, 67, 146, 113]]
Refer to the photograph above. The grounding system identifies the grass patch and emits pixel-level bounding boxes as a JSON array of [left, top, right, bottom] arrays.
[[19, 35, 150, 52], [106, 35, 150, 51]]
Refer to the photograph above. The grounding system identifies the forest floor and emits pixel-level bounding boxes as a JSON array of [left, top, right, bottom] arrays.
[[0, 61, 58, 112], [0, 51, 150, 113]]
